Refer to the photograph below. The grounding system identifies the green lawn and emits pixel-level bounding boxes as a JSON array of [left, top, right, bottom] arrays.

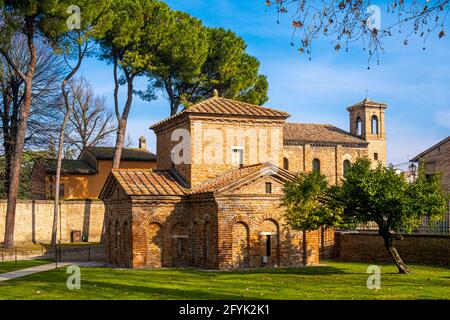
[[0, 261, 449, 300], [0, 259, 50, 274]]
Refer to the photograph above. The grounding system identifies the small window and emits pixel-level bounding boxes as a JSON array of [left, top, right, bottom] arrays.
[[374, 153, 379, 161], [343, 160, 351, 176], [371, 115, 379, 134], [232, 147, 244, 167], [265, 182, 272, 194], [283, 157, 289, 170], [266, 235, 271, 256], [312, 159, 321, 173]]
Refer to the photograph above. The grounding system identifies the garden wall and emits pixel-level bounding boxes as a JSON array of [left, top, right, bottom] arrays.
[[0, 199, 105, 244], [335, 231, 450, 265]]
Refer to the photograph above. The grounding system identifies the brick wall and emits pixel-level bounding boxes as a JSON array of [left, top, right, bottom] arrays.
[[0, 199, 105, 244], [283, 144, 368, 184], [335, 232, 450, 265], [420, 139, 450, 194]]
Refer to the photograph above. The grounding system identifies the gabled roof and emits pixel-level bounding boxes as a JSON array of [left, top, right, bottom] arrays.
[[150, 96, 290, 129], [109, 169, 187, 196], [191, 163, 295, 194], [83, 146, 156, 161], [412, 136, 450, 161], [283, 123, 367, 146], [39, 159, 97, 174], [102, 163, 294, 198]]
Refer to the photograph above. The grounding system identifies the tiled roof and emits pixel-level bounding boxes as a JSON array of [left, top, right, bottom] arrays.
[[191, 163, 294, 194], [347, 98, 387, 110], [85, 147, 156, 161], [283, 123, 367, 146], [412, 136, 450, 161], [40, 159, 97, 174], [150, 96, 290, 129], [111, 169, 187, 196]]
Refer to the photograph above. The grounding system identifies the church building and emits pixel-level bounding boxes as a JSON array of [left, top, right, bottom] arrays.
[[100, 93, 387, 269]]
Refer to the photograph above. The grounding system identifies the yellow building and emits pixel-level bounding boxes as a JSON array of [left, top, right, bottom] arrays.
[[30, 137, 156, 199]]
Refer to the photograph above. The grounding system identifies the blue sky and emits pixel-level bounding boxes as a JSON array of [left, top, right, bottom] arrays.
[[77, 0, 450, 166]]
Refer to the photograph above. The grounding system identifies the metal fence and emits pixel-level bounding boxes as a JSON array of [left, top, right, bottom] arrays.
[[0, 243, 105, 264], [351, 212, 450, 236]]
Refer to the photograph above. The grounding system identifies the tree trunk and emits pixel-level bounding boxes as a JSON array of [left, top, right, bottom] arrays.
[[381, 232, 411, 274], [112, 118, 126, 169], [51, 36, 87, 246], [51, 110, 70, 246], [111, 58, 134, 169], [3, 17, 36, 248]]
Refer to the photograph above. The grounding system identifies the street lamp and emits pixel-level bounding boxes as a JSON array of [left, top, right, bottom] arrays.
[[409, 162, 417, 176]]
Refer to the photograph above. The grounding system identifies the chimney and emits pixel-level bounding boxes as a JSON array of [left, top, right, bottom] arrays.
[[139, 136, 147, 150]]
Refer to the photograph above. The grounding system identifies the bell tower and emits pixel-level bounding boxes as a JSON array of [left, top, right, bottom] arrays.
[[347, 98, 387, 166]]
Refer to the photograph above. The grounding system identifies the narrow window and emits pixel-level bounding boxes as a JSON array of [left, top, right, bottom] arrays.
[[356, 116, 362, 136], [371, 115, 379, 134], [283, 157, 289, 170], [266, 235, 271, 256], [343, 160, 351, 176], [312, 159, 321, 173], [177, 238, 183, 257], [265, 182, 272, 194], [232, 147, 244, 167], [374, 153, 379, 161]]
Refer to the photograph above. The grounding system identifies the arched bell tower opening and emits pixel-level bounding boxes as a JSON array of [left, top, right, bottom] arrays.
[[347, 98, 387, 167]]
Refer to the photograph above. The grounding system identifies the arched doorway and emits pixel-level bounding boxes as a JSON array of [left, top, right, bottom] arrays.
[[120, 221, 130, 268], [232, 222, 250, 268], [114, 221, 120, 266], [203, 221, 211, 266], [171, 222, 189, 267], [260, 219, 280, 267], [147, 223, 163, 268]]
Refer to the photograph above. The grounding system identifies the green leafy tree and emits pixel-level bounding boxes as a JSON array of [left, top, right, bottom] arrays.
[[139, 11, 208, 116], [93, 0, 172, 168], [200, 28, 268, 107], [282, 158, 449, 274], [140, 26, 269, 116]]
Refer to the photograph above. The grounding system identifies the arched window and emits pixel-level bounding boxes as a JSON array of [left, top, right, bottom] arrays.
[[312, 159, 320, 173], [283, 157, 289, 170], [343, 160, 351, 176], [371, 115, 379, 134], [356, 117, 362, 136]]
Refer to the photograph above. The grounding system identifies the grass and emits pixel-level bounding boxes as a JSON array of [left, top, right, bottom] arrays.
[[0, 260, 449, 300], [0, 259, 51, 274]]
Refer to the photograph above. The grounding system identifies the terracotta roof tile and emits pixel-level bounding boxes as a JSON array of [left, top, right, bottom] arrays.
[[283, 123, 367, 146], [150, 97, 290, 129], [111, 169, 187, 196], [347, 98, 387, 110]]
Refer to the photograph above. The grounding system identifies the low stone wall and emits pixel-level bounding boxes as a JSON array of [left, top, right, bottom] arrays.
[[335, 231, 450, 265], [0, 200, 105, 244], [0, 244, 106, 262]]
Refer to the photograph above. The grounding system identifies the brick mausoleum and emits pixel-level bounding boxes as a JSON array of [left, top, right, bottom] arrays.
[[100, 93, 386, 269]]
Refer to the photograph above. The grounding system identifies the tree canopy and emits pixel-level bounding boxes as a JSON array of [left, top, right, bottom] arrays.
[[140, 26, 269, 115], [282, 158, 449, 273]]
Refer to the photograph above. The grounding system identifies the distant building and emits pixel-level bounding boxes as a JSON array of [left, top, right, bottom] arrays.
[[412, 136, 450, 194], [30, 137, 156, 200]]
